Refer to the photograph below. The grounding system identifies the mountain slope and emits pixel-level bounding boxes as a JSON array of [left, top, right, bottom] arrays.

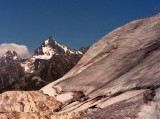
[[1, 53, 82, 91], [0, 62, 25, 90]]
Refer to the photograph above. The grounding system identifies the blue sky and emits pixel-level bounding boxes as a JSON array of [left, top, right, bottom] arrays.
[[0, 0, 160, 54]]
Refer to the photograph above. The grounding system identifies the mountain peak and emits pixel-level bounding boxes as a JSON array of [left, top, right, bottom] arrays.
[[5, 50, 18, 57], [34, 37, 82, 56], [22, 37, 82, 73], [2, 50, 22, 61], [44, 36, 56, 45]]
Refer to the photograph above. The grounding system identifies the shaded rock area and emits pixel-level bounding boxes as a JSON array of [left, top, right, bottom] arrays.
[[0, 63, 25, 90], [0, 51, 25, 91]]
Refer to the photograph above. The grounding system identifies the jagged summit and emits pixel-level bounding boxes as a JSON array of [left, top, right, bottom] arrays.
[[34, 36, 82, 57], [21, 36, 82, 73], [0, 50, 22, 69], [2, 50, 22, 61], [44, 36, 56, 45], [43, 36, 56, 46]]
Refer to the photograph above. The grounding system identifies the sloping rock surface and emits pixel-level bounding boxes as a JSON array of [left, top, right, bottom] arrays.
[[42, 13, 160, 97], [41, 13, 160, 118]]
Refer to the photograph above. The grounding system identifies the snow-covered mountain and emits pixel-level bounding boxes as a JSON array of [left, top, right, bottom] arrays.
[[0, 37, 82, 92], [21, 36, 82, 73]]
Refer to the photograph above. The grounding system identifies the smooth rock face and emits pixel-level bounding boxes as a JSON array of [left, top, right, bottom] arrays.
[[42, 13, 160, 97], [40, 13, 160, 118]]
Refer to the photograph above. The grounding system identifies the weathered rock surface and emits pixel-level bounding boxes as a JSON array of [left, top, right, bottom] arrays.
[[0, 91, 62, 119], [0, 91, 62, 112]]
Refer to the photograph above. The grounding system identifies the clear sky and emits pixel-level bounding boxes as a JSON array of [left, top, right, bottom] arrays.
[[0, 0, 160, 54]]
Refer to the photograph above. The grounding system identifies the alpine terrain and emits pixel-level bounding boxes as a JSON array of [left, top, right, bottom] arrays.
[[0, 37, 82, 92], [21, 36, 82, 73], [1, 13, 160, 118]]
